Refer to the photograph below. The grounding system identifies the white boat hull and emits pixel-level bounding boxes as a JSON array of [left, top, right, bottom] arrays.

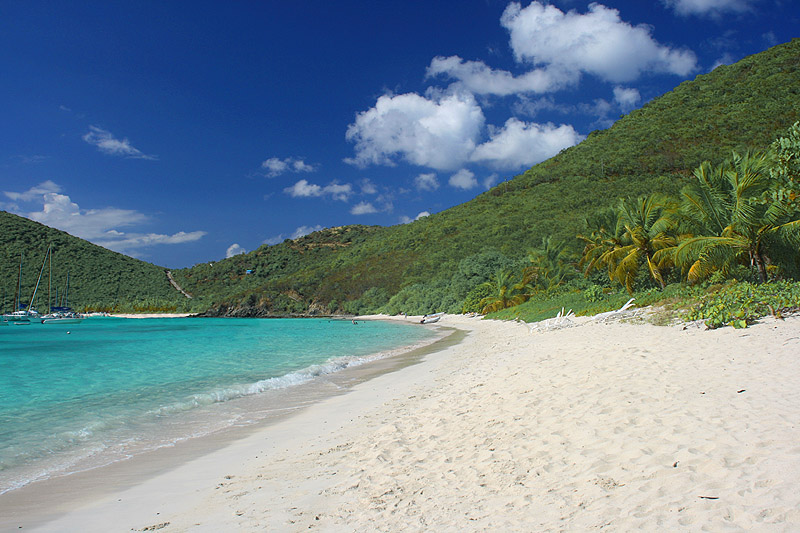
[[41, 317, 84, 324]]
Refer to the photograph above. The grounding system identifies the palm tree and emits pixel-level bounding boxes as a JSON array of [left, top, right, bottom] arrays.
[[580, 196, 676, 293], [478, 270, 526, 314], [674, 151, 800, 283], [577, 208, 623, 277], [523, 236, 576, 292]]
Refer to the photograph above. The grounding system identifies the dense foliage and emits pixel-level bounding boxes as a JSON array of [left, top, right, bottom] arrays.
[[687, 281, 800, 329]]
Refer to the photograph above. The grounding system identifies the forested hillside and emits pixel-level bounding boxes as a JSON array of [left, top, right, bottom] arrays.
[[0, 212, 189, 312], [175, 39, 800, 316]]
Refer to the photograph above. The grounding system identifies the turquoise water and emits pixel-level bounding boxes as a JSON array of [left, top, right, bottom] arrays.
[[0, 317, 437, 493]]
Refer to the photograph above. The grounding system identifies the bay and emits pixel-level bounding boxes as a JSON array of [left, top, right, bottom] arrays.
[[0, 317, 437, 493]]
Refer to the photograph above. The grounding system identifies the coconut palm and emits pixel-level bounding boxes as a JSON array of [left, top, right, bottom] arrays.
[[523, 236, 576, 292], [610, 195, 677, 292], [674, 151, 800, 283], [577, 207, 623, 277], [478, 270, 526, 314], [580, 196, 676, 293]]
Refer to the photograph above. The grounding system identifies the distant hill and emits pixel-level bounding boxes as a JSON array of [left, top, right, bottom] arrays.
[[0, 211, 186, 312], [171, 39, 800, 316]]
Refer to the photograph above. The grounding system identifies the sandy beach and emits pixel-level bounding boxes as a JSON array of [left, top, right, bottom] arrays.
[[108, 313, 194, 319], [3, 311, 800, 531]]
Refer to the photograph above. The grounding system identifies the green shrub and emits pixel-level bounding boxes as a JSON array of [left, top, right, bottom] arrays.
[[687, 281, 800, 328]]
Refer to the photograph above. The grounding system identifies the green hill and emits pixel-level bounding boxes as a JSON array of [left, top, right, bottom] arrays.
[[3, 39, 799, 316], [173, 39, 800, 316], [0, 211, 189, 313]]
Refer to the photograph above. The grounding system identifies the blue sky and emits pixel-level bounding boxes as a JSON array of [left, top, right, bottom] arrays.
[[1, 1, 796, 268]]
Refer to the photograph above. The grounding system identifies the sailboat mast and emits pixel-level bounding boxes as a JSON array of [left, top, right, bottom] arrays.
[[28, 245, 50, 312], [15, 253, 22, 311], [48, 246, 52, 312]]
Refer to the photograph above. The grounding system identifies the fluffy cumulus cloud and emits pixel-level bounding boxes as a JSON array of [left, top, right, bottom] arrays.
[[226, 243, 246, 258], [470, 118, 584, 170], [82, 126, 156, 160], [283, 179, 352, 201], [613, 86, 641, 112], [3, 184, 205, 254], [662, 0, 753, 16], [350, 201, 379, 215], [449, 169, 478, 190], [501, 1, 697, 83], [426, 56, 576, 96], [345, 91, 485, 171], [261, 156, 316, 177], [414, 172, 440, 191]]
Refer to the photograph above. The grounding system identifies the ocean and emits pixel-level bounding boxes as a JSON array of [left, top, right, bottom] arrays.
[[0, 316, 439, 494]]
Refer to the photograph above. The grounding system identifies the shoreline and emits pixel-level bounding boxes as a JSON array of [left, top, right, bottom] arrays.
[[3, 312, 800, 530], [107, 313, 194, 319], [0, 317, 457, 530]]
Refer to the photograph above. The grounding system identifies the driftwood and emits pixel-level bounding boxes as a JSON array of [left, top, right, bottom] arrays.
[[521, 308, 576, 334], [590, 298, 637, 323]]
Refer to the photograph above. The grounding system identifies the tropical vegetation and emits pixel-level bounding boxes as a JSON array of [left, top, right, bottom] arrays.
[[2, 39, 800, 325]]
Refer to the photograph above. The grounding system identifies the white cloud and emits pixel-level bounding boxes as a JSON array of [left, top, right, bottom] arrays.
[[470, 118, 584, 170], [662, 0, 753, 16], [4, 180, 61, 202], [501, 2, 697, 83], [322, 183, 352, 201], [14, 191, 205, 255], [710, 53, 736, 71], [414, 172, 440, 191], [350, 201, 379, 215], [283, 179, 352, 201], [426, 56, 576, 96], [613, 86, 641, 112], [449, 169, 478, 190], [262, 224, 325, 246], [261, 156, 316, 177], [96, 230, 207, 253], [360, 179, 378, 195], [483, 173, 500, 190], [291, 225, 323, 239], [284, 179, 322, 197], [226, 243, 246, 258], [82, 126, 156, 159], [28, 192, 148, 236], [400, 211, 431, 224], [345, 91, 485, 171]]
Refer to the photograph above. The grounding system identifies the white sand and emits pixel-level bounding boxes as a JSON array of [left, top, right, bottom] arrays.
[[5, 312, 800, 531], [108, 313, 193, 319]]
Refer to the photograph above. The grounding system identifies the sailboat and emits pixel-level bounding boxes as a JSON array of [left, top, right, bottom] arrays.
[[40, 249, 83, 324], [3, 254, 32, 324]]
